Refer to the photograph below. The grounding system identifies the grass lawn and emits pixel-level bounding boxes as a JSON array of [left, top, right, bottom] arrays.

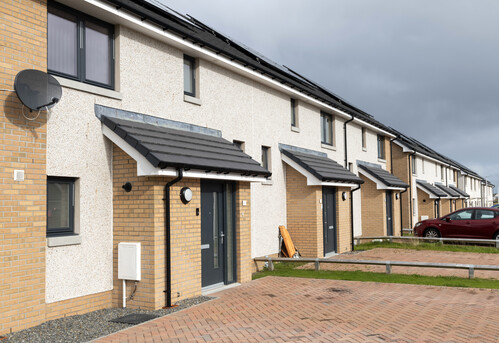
[[355, 241, 499, 254], [253, 262, 499, 289]]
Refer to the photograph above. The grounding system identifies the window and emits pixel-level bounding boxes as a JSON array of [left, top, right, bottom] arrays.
[[361, 127, 366, 149], [320, 112, 333, 145], [377, 135, 385, 159], [448, 209, 473, 221], [411, 156, 417, 175], [261, 146, 270, 171], [233, 140, 245, 152], [476, 210, 495, 220], [47, 177, 76, 236], [441, 166, 445, 181], [290, 98, 298, 128], [412, 198, 416, 216], [184, 55, 196, 97], [435, 164, 438, 176], [48, 2, 114, 89], [422, 158, 425, 174]]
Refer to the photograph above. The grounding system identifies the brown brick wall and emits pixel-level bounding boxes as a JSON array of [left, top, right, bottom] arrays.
[[360, 175, 385, 237], [385, 137, 391, 171], [112, 146, 252, 309], [392, 144, 411, 229], [45, 291, 112, 321], [440, 199, 451, 217], [417, 189, 435, 220], [285, 165, 322, 257], [455, 199, 464, 210], [336, 187, 352, 253], [0, 0, 48, 335]]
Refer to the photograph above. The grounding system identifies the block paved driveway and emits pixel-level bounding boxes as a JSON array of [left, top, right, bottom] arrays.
[[94, 276, 499, 342]]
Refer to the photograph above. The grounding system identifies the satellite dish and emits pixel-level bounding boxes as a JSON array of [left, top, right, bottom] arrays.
[[14, 69, 62, 111]]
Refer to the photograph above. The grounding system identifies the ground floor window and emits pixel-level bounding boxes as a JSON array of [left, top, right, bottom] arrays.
[[47, 176, 76, 236]]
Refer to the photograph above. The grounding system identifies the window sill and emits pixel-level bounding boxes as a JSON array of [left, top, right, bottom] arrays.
[[261, 179, 273, 186], [184, 94, 202, 106], [362, 147, 367, 152], [321, 143, 336, 151], [291, 126, 300, 133], [47, 234, 82, 248], [377, 158, 386, 163], [53, 76, 122, 100]]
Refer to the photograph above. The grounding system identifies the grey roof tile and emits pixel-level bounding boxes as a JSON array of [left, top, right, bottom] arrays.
[[358, 164, 408, 188], [281, 149, 363, 184], [102, 116, 271, 177], [416, 180, 448, 198]]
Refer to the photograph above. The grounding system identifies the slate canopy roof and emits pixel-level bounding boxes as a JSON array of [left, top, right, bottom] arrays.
[[358, 164, 408, 189], [435, 183, 461, 198], [448, 184, 470, 198], [281, 148, 363, 184], [101, 115, 272, 177], [416, 180, 448, 198]]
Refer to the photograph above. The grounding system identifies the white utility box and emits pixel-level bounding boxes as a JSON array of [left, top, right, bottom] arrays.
[[118, 242, 141, 281], [421, 215, 429, 220]]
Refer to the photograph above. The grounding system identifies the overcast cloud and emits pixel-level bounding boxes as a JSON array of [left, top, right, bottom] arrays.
[[161, 0, 499, 191]]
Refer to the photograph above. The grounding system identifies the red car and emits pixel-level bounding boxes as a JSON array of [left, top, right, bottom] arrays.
[[413, 207, 499, 240]]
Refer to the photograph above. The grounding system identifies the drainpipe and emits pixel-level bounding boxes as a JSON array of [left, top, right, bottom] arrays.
[[350, 184, 361, 251], [399, 187, 408, 236], [408, 152, 416, 228], [343, 117, 354, 168], [445, 166, 448, 186], [163, 169, 183, 308]]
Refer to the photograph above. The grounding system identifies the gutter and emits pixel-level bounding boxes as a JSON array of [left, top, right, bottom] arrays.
[[163, 168, 183, 308], [343, 117, 354, 168], [350, 185, 361, 251]]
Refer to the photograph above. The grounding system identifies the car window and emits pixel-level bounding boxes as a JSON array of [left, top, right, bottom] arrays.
[[449, 209, 474, 220], [476, 210, 495, 220]]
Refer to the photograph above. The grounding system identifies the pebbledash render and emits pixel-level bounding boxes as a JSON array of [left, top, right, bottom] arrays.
[[0, 0, 494, 335]]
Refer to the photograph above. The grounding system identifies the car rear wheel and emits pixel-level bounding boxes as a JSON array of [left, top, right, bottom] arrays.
[[424, 228, 440, 238], [494, 232, 499, 241]]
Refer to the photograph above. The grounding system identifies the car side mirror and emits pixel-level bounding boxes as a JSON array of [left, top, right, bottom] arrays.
[[445, 217, 451, 222]]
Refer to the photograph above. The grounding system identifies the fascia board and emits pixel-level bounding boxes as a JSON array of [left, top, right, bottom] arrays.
[[352, 118, 395, 138], [103, 125, 267, 182], [82, 0, 354, 120]]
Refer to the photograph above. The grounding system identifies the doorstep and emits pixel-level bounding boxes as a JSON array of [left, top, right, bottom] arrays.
[[202, 282, 241, 296]]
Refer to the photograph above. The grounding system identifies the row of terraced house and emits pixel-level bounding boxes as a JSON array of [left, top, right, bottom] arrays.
[[0, 0, 495, 334]]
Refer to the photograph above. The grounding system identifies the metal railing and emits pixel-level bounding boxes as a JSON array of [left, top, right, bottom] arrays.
[[355, 235, 499, 248], [254, 256, 499, 279]]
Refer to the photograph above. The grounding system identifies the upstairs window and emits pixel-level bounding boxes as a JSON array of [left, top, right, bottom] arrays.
[[48, 2, 114, 89], [261, 146, 270, 171], [361, 127, 366, 149], [320, 112, 333, 145], [377, 135, 385, 159], [412, 156, 417, 175], [290, 98, 298, 128], [183, 55, 196, 97], [47, 177, 76, 236]]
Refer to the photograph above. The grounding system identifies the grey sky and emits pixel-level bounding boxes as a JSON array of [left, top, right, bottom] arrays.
[[161, 0, 499, 191]]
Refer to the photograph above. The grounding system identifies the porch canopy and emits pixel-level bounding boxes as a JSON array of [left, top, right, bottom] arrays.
[[416, 180, 448, 199], [97, 105, 271, 182], [358, 164, 408, 191], [435, 183, 461, 199], [280, 144, 363, 188], [448, 184, 470, 198]]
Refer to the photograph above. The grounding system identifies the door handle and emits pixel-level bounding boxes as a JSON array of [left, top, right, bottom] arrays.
[[328, 226, 334, 230], [220, 232, 225, 244]]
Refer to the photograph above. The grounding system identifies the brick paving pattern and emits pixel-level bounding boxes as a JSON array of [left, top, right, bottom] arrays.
[[314, 248, 499, 279], [94, 276, 499, 342]]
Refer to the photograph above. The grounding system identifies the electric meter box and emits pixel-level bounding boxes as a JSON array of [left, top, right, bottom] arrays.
[[118, 242, 141, 281]]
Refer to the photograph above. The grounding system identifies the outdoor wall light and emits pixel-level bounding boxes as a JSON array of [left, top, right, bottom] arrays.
[[180, 187, 193, 204], [122, 182, 132, 192], [342, 192, 347, 201], [395, 193, 399, 200]]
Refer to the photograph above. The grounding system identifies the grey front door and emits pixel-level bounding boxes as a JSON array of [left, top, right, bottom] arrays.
[[386, 190, 393, 236], [201, 181, 225, 287], [322, 187, 337, 255], [201, 181, 236, 288]]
